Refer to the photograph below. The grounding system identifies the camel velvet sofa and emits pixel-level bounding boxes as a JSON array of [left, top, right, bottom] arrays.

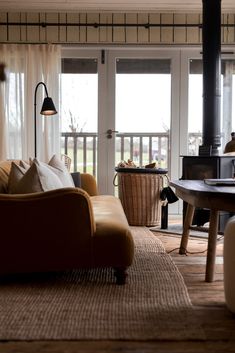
[[0, 160, 134, 284]]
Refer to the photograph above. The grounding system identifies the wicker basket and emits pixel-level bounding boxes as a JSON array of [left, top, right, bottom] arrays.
[[117, 172, 164, 226]]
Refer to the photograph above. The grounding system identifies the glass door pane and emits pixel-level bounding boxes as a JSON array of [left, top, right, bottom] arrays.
[[115, 58, 171, 170], [188, 59, 203, 155], [60, 58, 98, 175], [188, 58, 235, 154]]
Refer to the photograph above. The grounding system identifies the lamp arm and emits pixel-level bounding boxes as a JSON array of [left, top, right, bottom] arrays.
[[34, 81, 49, 158], [34, 81, 49, 103]]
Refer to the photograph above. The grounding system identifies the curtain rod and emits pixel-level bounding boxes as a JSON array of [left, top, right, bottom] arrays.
[[0, 21, 203, 28], [1, 22, 234, 28]]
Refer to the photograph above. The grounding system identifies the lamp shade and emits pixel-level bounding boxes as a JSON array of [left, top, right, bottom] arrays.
[[40, 97, 57, 116]]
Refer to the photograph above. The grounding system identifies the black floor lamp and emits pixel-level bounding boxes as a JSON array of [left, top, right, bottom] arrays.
[[34, 81, 57, 158]]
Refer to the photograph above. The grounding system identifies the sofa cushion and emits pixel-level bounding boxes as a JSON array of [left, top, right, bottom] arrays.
[[10, 160, 64, 194], [0, 167, 8, 193], [90, 195, 134, 267], [0, 160, 18, 193]]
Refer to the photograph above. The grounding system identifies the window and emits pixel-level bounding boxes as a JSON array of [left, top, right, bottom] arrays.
[[188, 58, 235, 154]]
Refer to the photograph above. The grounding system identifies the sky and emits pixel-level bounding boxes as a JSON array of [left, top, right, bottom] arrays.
[[61, 73, 171, 133], [61, 73, 235, 134]]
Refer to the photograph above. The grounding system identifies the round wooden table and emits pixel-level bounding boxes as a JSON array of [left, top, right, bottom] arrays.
[[170, 179, 235, 282]]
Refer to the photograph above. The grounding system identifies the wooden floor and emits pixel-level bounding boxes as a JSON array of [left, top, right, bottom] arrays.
[[1, 226, 235, 353]]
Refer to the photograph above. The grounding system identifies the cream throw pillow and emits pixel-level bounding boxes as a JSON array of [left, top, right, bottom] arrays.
[[8, 162, 28, 193], [10, 160, 64, 194], [48, 154, 75, 187], [19, 160, 30, 170], [30, 156, 75, 187]]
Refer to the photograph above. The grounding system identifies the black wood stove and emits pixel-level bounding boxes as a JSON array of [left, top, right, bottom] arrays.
[[180, 1, 235, 233], [182, 155, 235, 232]]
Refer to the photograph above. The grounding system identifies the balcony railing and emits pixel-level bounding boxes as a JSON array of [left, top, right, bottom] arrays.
[[61, 132, 97, 174], [115, 132, 169, 168], [61, 131, 202, 175]]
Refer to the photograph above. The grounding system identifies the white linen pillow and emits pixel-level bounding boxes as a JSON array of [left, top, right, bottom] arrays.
[[8, 162, 28, 193], [30, 155, 74, 188], [48, 154, 75, 187], [12, 160, 64, 194]]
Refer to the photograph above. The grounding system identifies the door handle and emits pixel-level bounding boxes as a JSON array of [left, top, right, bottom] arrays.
[[106, 129, 119, 139]]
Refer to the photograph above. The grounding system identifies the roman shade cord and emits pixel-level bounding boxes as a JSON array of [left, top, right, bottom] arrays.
[[1, 21, 235, 29]]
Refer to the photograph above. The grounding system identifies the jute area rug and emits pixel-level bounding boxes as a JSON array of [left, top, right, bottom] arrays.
[[0, 227, 205, 341]]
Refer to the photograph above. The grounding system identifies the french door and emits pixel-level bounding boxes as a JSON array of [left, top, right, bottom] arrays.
[[106, 50, 180, 196], [61, 48, 181, 200]]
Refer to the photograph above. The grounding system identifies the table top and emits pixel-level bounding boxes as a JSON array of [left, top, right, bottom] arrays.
[[170, 179, 235, 212], [170, 179, 235, 195]]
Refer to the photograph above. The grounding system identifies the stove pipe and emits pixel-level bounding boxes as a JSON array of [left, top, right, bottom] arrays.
[[202, 0, 221, 155]]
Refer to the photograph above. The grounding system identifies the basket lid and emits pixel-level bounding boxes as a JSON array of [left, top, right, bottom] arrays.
[[115, 167, 168, 174]]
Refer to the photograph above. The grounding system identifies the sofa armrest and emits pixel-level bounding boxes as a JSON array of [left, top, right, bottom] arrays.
[[0, 188, 96, 274], [0, 187, 95, 234], [80, 173, 99, 196], [70, 172, 98, 196]]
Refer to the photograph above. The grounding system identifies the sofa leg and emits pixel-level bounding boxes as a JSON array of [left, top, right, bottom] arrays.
[[113, 267, 127, 285]]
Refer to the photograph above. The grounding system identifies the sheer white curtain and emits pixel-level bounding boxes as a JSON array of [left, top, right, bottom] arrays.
[[0, 83, 7, 160], [0, 44, 61, 161]]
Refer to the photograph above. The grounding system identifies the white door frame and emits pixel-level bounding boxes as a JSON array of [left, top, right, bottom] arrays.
[[62, 47, 182, 199], [106, 48, 181, 215]]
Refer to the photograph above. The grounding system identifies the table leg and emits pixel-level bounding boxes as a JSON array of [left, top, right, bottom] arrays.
[[161, 204, 168, 229], [205, 209, 219, 282], [179, 203, 195, 255]]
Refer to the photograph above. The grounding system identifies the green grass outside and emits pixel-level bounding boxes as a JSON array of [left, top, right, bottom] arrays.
[[62, 147, 168, 175]]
